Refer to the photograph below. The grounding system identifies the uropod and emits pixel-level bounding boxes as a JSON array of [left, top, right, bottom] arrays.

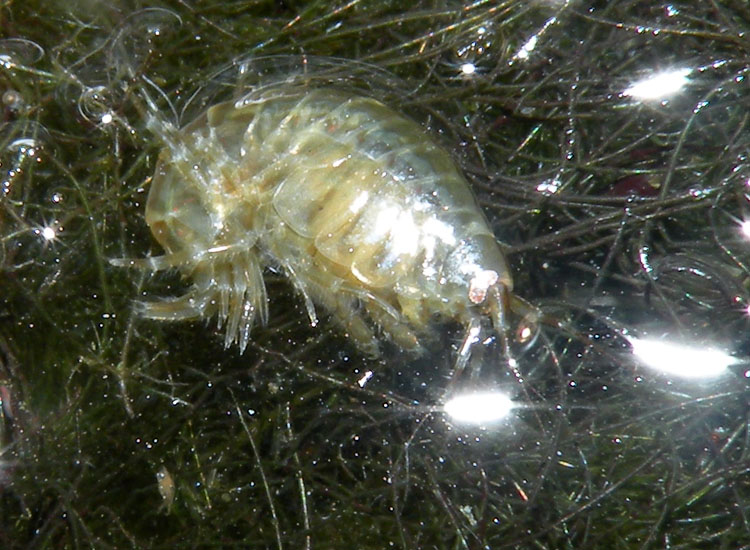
[[115, 78, 538, 362]]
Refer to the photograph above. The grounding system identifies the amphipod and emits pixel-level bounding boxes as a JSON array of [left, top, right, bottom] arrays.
[[117, 87, 528, 357]]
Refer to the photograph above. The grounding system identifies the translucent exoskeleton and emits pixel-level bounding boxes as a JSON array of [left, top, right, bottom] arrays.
[[115, 85, 537, 359]]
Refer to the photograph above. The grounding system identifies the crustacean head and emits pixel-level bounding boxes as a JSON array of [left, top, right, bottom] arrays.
[[442, 233, 540, 364]]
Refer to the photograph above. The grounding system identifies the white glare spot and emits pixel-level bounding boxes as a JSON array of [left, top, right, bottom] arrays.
[[422, 216, 456, 246], [623, 68, 691, 100], [459, 324, 481, 357], [515, 35, 538, 60], [349, 190, 370, 214], [444, 391, 513, 424], [0, 55, 15, 69], [513, 16, 557, 61], [460, 62, 476, 75], [740, 220, 750, 239], [536, 178, 560, 194], [100, 112, 113, 124], [41, 226, 56, 241], [629, 337, 736, 379], [357, 370, 373, 388]]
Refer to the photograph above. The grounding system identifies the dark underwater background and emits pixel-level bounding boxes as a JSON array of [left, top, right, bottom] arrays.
[[1, 1, 750, 548]]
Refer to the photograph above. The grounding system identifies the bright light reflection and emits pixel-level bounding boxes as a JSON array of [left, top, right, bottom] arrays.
[[357, 370, 373, 388], [515, 35, 538, 61], [460, 62, 476, 75], [623, 68, 691, 100], [513, 16, 557, 61], [536, 178, 560, 194], [41, 226, 56, 241], [349, 190, 369, 213], [740, 220, 750, 239], [629, 337, 736, 379], [34, 225, 57, 241], [444, 391, 513, 424]]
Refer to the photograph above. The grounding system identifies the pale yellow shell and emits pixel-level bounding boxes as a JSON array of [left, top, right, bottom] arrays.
[[127, 86, 514, 354]]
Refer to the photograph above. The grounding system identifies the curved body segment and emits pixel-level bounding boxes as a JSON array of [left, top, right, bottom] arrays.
[[127, 87, 515, 354]]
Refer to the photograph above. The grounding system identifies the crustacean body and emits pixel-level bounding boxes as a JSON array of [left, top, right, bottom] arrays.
[[116, 85, 526, 357]]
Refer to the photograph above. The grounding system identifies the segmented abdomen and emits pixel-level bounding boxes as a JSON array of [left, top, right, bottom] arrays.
[[143, 87, 509, 352], [233, 90, 489, 280]]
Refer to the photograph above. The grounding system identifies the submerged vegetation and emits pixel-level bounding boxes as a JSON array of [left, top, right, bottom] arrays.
[[1, 1, 750, 548]]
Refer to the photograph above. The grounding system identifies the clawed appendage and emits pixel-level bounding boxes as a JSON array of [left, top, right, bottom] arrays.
[[454, 283, 542, 378], [111, 252, 209, 322], [111, 251, 268, 353]]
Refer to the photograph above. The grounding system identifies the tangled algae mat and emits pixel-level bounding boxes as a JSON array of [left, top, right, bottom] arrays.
[[2, 2, 750, 548]]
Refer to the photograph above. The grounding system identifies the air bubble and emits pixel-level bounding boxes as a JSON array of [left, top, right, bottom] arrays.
[[78, 86, 116, 124], [2, 89, 24, 112], [0, 121, 50, 198], [0, 38, 44, 70], [109, 8, 183, 79]]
